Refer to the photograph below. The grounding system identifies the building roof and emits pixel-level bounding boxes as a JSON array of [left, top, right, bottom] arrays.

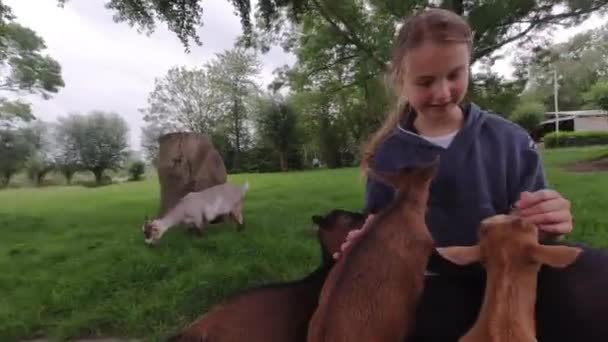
[[544, 109, 608, 117]]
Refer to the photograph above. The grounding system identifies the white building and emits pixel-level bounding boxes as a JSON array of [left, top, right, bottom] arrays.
[[541, 109, 608, 132]]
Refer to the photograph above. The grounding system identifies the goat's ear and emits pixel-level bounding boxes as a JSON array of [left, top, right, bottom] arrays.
[[366, 168, 401, 189], [311, 215, 324, 226], [436, 245, 481, 266], [414, 156, 440, 182], [529, 244, 582, 268]]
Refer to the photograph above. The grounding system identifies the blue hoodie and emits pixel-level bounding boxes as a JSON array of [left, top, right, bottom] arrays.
[[363, 102, 546, 247]]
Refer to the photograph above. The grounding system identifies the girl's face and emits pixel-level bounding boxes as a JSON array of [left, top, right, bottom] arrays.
[[401, 42, 470, 119]]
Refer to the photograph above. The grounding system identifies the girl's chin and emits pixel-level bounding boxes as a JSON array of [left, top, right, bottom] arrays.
[[423, 103, 456, 114]]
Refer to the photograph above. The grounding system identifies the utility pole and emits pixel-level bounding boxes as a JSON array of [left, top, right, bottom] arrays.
[[554, 68, 559, 133]]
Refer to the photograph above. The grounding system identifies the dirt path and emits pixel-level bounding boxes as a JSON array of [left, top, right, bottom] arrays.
[[563, 156, 608, 172]]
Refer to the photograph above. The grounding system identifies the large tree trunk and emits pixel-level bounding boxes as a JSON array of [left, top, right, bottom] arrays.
[[278, 151, 288, 171], [92, 168, 104, 185], [156, 132, 227, 217]]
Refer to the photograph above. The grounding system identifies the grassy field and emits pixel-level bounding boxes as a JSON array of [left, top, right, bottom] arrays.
[[1, 146, 607, 341]]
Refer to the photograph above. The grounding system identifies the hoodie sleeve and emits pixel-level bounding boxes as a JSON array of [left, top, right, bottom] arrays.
[[509, 133, 547, 205]]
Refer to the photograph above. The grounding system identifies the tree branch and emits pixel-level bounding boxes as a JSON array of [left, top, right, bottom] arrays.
[[310, 0, 386, 68], [474, 2, 608, 62], [324, 72, 376, 94], [304, 53, 358, 78], [473, 23, 539, 62]]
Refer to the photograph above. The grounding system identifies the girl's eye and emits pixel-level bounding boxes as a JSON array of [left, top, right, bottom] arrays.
[[416, 80, 433, 88], [448, 71, 461, 81]]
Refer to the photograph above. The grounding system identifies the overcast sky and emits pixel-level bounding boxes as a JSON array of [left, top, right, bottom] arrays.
[[4, 1, 606, 150]]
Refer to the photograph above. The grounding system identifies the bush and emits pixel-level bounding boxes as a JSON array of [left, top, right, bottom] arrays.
[[544, 131, 608, 148], [510, 101, 545, 131], [128, 161, 146, 181]]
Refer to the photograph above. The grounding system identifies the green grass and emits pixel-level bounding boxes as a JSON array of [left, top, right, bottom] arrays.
[[540, 145, 608, 246], [1, 146, 607, 341]]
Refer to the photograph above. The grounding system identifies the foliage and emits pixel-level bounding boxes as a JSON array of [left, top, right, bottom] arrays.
[[0, 99, 34, 124], [128, 161, 146, 181], [523, 24, 608, 110], [56, 112, 130, 185], [141, 66, 217, 134], [205, 48, 261, 171], [510, 100, 546, 131], [469, 70, 525, 117], [254, 95, 300, 171], [0, 12, 64, 123], [0, 127, 33, 187], [583, 79, 608, 111], [139, 122, 167, 167], [56, 0, 608, 69], [544, 131, 608, 148], [142, 48, 261, 172], [23, 120, 57, 186]]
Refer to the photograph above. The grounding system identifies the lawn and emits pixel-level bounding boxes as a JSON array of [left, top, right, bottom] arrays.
[[1, 146, 607, 341]]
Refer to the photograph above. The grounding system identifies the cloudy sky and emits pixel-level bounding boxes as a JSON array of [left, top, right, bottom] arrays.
[[4, 1, 606, 150]]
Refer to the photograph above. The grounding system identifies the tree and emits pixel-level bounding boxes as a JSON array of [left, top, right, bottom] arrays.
[[62, 0, 608, 63], [57, 112, 129, 185], [141, 66, 219, 134], [522, 24, 608, 110], [53, 119, 81, 185], [255, 95, 299, 171], [0, 127, 33, 187], [140, 121, 168, 167], [128, 160, 146, 181], [289, 90, 353, 168], [206, 48, 261, 171], [24, 120, 57, 186], [584, 80, 608, 111], [0, 99, 34, 124], [468, 70, 525, 117], [0, 9, 64, 123], [510, 100, 546, 132]]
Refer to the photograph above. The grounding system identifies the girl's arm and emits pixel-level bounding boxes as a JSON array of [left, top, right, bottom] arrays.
[[511, 135, 573, 238]]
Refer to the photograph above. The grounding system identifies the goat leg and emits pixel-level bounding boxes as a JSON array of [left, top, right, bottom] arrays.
[[230, 205, 245, 232]]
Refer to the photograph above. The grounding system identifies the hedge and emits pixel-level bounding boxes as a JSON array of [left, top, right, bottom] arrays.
[[544, 131, 608, 148]]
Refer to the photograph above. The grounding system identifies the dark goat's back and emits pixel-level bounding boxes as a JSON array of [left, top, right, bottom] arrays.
[[408, 243, 608, 341], [536, 243, 608, 341]]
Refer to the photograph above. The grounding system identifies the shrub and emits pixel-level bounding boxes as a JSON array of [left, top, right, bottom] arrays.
[[544, 131, 608, 148], [128, 161, 146, 181], [510, 101, 545, 131]]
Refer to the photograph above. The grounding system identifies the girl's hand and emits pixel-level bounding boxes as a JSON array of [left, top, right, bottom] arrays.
[[514, 190, 573, 236], [332, 214, 376, 260]]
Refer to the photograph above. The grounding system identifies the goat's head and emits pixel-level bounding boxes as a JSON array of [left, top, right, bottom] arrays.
[[367, 156, 439, 205], [142, 216, 161, 245], [437, 214, 582, 270], [312, 209, 367, 259]]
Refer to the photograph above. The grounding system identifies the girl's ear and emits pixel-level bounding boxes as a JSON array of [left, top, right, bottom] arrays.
[[436, 245, 481, 266]]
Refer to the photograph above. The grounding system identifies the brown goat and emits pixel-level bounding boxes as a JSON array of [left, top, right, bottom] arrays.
[[168, 209, 366, 342], [307, 158, 439, 342], [438, 214, 582, 342]]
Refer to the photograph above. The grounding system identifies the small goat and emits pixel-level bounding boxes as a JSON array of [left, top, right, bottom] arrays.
[[167, 209, 366, 342], [307, 158, 439, 342], [143, 181, 249, 244], [438, 214, 582, 342]]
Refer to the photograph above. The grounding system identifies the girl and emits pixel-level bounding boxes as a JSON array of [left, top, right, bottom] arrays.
[[335, 7, 572, 257], [332, 7, 574, 340]]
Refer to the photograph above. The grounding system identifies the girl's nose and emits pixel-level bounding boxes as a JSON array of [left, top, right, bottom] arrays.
[[433, 80, 450, 102]]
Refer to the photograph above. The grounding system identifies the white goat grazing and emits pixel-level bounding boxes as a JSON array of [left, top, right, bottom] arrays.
[[143, 181, 249, 244]]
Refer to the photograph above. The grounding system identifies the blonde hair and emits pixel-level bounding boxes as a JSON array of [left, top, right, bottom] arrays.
[[361, 7, 473, 173]]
